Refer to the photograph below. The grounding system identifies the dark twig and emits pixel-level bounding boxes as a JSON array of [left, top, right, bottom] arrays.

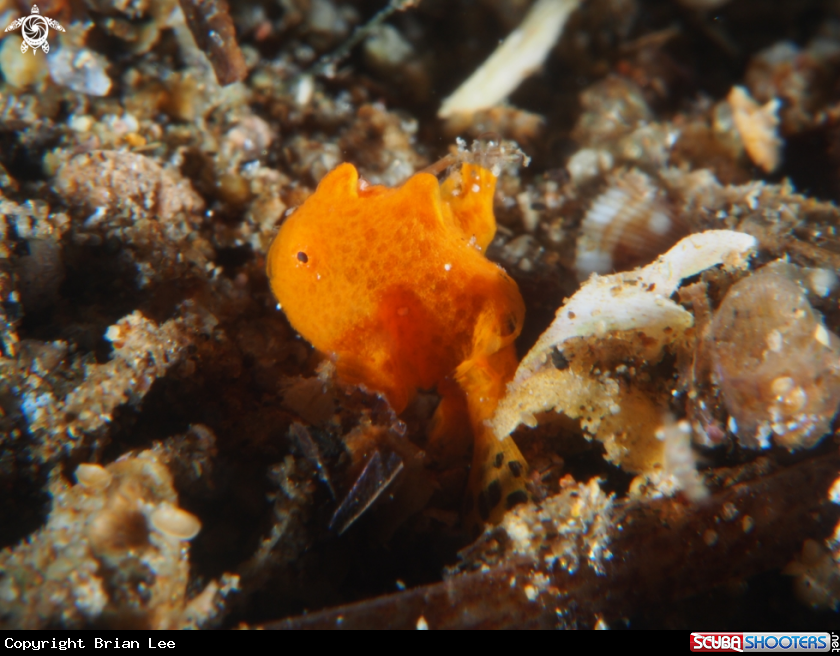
[[264, 451, 840, 629], [178, 0, 248, 86]]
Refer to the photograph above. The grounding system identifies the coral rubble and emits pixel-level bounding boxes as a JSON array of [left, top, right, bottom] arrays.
[[0, 450, 233, 629]]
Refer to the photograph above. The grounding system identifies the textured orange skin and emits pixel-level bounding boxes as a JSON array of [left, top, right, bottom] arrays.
[[267, 162, 526, 524]]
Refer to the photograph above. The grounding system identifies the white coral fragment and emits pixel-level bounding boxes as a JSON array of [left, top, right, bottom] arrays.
[[513, 230, 758, 387], [491, 230, 757, 475], [728, 85, 783, 173], [438, 0, 581, 118]]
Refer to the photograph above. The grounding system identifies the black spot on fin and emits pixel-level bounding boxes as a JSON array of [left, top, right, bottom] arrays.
[[506, 490, 528, 510], [487, 479, 502, 510]]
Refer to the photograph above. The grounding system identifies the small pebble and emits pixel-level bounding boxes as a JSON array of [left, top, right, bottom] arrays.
[[0, 35, 47, 87], [149, 503, 202, 540], [75, 464, 112, 490]]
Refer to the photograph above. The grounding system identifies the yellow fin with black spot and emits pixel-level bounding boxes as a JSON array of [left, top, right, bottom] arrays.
[[455, 342, 529, 529]]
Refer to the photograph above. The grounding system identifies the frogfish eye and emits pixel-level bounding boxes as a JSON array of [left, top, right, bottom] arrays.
[[297, 251, 308, 263]]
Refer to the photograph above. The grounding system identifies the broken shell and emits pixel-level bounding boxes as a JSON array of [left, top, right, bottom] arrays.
[[149, 503, 202, 540], [74, 463, 113, 490], [728, 86, 783, 174], [575, 169, 688, 280], [711, 264, 840, 450], [493, 230, 758, 477]]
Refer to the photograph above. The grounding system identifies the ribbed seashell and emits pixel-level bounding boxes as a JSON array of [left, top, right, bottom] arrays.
[[75, 463, 113, 490], [149, 503, 201, 540], [575, 169, 689, 281]]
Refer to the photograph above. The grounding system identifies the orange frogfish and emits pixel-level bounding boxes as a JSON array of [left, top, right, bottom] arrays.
[[267, 161, 528, 525]]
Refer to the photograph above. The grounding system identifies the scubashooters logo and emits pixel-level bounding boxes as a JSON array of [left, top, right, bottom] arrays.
[[691, 632, 832, 652], [4, 5, 65, 54]]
